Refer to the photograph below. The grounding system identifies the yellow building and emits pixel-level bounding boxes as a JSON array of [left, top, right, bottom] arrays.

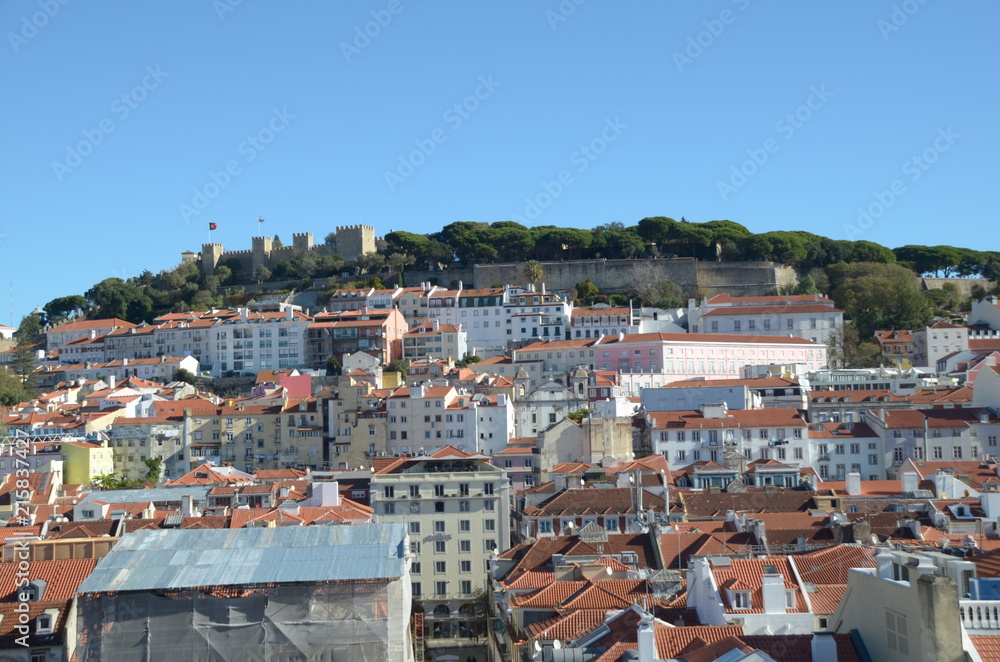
[[62, 441, 115, 485]]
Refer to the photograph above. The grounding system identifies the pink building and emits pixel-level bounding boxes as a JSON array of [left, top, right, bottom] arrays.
[[511, 332, 826, 387]]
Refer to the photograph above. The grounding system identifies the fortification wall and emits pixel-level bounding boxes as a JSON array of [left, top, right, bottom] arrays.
[[921, 277, 995, 297], [469, 258, 699, 292], [695, 262, 797, 297]]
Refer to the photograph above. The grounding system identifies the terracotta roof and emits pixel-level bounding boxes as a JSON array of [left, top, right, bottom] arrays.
[[523, 487, 665, 517], [0, 558, 99, 601], [701, 304, 840, 316], [707, 294, 834, 305], [970, 635, 1000, 662], [47, 318, 136, 332], [680, 490, 815, 518], [740, 634, 860, 662]]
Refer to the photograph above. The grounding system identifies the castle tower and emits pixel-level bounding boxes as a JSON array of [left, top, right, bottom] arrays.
[[251, 236, 273, 276], [292, 232, 314, 253], [201, 243, 224, 276], [335, 225, 376, 262]]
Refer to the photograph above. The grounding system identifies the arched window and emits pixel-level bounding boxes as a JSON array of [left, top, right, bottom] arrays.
[[434, 605, 451, 617]]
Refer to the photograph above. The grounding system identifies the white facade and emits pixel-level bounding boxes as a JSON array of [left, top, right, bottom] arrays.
[[688, 294, 843, 345], [385, 384, 514, 456]]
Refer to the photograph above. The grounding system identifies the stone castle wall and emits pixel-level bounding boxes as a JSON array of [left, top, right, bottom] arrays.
[[196, 226, 375, 277], [405, 258, 793, 297]]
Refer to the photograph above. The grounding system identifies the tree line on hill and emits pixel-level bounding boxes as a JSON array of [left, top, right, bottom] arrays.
[[7, 217, 996, 383]]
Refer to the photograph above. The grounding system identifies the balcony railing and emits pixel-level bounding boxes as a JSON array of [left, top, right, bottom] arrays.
[[961, 600, 1000, 631]]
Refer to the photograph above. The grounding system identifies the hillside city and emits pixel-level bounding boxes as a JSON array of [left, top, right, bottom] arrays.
[[3, 222, 1000, 661]]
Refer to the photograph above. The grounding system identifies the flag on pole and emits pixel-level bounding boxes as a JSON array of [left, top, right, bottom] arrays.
[[209, 222, 218, 230]]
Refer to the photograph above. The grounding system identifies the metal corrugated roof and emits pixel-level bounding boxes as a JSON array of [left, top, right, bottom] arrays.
[[77, 524, 407, 594], [81, 486, 213, 504]]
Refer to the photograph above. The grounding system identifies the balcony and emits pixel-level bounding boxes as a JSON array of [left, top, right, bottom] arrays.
[[961, 600, 1000, 632]]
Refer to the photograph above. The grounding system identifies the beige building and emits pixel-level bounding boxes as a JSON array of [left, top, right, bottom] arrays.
[[371, 446, 510, 657]]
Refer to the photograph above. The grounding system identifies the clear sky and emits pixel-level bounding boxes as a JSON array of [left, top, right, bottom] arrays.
[[2, 1, 997, 323]]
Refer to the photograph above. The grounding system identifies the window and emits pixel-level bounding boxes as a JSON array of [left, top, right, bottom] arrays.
[[484, 482, 495, 495], [383, 486, 395, 499], [785, 590, 796, 609], [731, 591, 751, 609], [954, 446, 963, 459], [459, 519, 470, 532], [933, 446, 943, 459], [484, 519, 495, 531], [412, 562, 421, 574], [485, 500, 495, 511], [410, 541, 421, 554], [435, 561, 446, 574], [434, 521, 446, 533], [410, 485, 420, 498], [459, 500, 470, 512], [460, 560, 472, 573], [435, 581, 447, 597], [409, 502, 420, 514], [869, 454, 878, 465], [886, 610, 908, 655], [409, 521, 421, 534], [435, 501, 445, 513], [412, 582, 421, 597], [434, 540, 446, 553], [434, 484, 445, 497], [460, 539, 471, 553], [384, 503, 395, 515], [794, 447, 803, 460], [460, 580, 472, 596]]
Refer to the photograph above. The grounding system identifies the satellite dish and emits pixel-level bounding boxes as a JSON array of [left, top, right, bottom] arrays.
[[606, 566, 612, 576], [534, 641, 542, 652], [870, 534, 879, 544], [580, 478, 585, 487], [553, 640, 562, 649]]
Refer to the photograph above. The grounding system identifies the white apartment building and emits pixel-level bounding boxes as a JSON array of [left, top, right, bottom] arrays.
[[646, 403, 812, 470], [861, 407, 1000, 472], [457, 287, 507, 358], [504, 286, 573, 345], [913, 321, 969, 369], [688, 293, 843, 344], [211, 308, 311, 376], [385, 384, 515, 456]]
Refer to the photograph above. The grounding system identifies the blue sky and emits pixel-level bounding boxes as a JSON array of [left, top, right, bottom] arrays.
[[2, 1, 996, 323]]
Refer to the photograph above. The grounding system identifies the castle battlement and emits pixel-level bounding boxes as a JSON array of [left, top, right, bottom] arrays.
[[189, 226, 374, 277]]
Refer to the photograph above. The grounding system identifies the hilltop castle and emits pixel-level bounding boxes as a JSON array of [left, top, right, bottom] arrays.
[[182, 225, 376, 278]]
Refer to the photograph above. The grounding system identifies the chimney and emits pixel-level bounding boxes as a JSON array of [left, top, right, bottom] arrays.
[[458, 280, 463, 291], [901, 472, 919, 493], [637, 611, 655, 662], [761, 573, 787, 614], [240, 308, 249, 322], [107, 374, 116, 389], [285, 306, 294, 321], [181, 495, 194, 518], [876, 549, 894, 579], [553, 474, 568, 491], [810, 633, 838, 662], [846, 472, 862, 496]]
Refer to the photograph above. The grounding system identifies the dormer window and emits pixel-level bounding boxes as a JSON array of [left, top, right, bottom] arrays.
[[36, 612, 54, 634], [731, 590, 751, 609]]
